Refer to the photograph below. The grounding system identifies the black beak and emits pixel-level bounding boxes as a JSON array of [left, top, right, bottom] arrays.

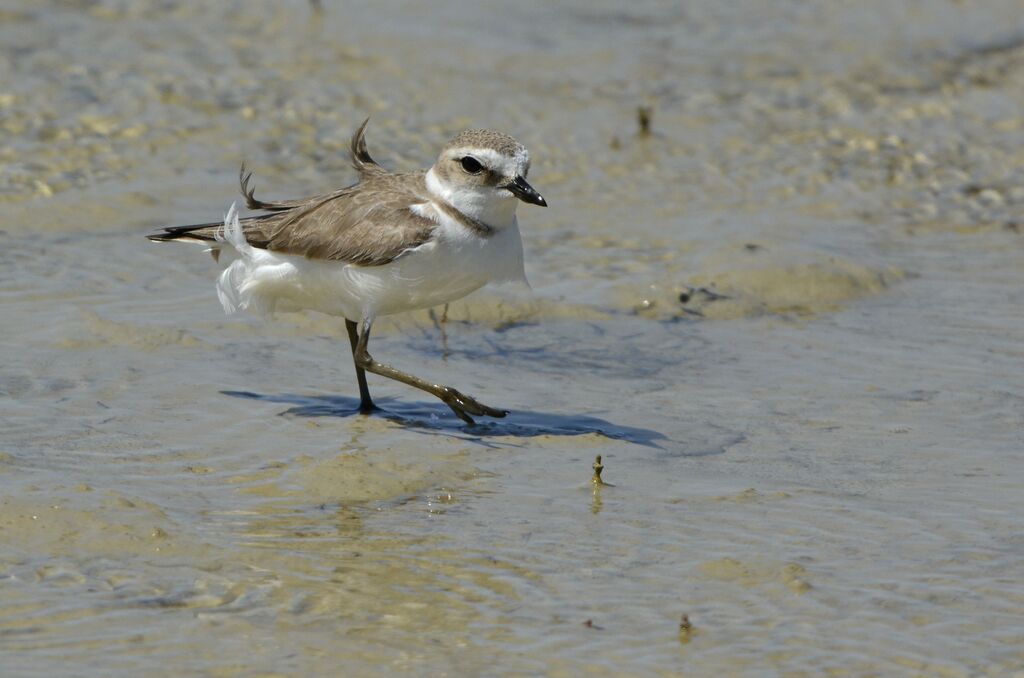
[[504, 175, 547, 207]]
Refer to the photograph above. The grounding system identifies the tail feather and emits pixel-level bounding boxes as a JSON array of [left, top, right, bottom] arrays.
[[147, 207, 276, 245], [146, 222, 223, 243], [215, 204, 280, 315]]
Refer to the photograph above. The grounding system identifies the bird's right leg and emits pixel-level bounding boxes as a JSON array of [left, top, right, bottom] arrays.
[[353, 318, 506, 425], [345, 319, 375, 414]]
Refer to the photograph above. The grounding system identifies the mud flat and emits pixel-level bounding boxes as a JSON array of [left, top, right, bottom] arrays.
[[2, 1, 1023, 675]]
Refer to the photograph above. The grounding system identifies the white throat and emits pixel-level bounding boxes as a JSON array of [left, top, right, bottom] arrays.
[[425, 168, 519, 228]]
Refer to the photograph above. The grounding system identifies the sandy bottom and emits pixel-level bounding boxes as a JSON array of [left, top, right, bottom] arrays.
[[2, 1, 1024, 675]]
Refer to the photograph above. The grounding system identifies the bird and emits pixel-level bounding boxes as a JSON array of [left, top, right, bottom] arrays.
[[147, 119, 546, 425]]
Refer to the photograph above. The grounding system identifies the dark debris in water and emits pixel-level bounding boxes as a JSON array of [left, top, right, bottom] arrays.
[[677, 286, 730, 305], [679, 614, 694, 644], [637, 105, 653, 136]]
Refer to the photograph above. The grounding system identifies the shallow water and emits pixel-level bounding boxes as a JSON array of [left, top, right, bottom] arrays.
[[3, 1, 1024, 675]]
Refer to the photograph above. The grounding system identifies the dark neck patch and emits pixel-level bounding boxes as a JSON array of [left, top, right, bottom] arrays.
[[432, 199, 494, 237]]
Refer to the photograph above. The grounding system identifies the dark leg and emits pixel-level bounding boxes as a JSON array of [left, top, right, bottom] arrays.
[[354, 318, 506, 426], [345, 319, 375, 414]]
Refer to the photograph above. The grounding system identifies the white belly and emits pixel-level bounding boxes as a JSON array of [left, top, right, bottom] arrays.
[[213, 209, 526, 321]]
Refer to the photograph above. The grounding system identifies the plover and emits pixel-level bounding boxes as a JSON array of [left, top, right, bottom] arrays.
[[148, 119, 546, 424]]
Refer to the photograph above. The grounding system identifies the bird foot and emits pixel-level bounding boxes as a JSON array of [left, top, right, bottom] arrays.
[[439, 386, 507, 425]]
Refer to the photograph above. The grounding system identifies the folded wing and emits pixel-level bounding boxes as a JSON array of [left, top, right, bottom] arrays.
[[147, 120, 437, 267]]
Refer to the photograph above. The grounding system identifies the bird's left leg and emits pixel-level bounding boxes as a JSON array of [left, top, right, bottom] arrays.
[[354, 318, 506, 425]]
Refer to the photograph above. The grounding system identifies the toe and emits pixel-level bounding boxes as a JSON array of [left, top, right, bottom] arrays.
[[447, 404, 476, 425]]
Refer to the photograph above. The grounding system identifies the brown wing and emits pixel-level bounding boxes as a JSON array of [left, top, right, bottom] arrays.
[[248, 174, 437, 265], [149, 172, 437, 267], [149, 119, 436, 266]]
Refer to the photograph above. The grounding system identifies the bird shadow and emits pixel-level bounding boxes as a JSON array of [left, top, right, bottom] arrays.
[[221, 390, 667, 448]]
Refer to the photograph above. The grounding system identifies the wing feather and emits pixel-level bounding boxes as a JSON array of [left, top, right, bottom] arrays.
[[147, 119, 436, 266], [261, 176, 436, 265]]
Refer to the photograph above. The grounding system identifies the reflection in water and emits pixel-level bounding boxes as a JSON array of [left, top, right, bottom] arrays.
[[590, 483, 603, 515]]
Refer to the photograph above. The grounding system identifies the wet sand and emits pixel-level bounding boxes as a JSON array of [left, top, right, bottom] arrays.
[[2, 1, 1024, 675]]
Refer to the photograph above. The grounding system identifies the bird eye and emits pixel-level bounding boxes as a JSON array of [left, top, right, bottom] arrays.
[[460, 156, 483, 174]]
